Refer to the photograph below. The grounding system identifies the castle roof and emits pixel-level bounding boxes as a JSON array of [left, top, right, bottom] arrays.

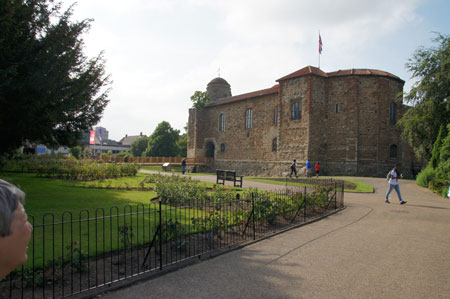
[[277, 66, 404, 83], [204, 66, 403, 108], [206, 84, 279, 107], [207, 77, 231, 87]]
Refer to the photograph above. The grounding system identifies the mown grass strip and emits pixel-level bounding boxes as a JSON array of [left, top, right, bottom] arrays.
[[245, 176, 374, 193]]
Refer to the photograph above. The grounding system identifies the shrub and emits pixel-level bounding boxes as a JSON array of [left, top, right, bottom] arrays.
[[1, 155, 139, 180], [416, 165, 437, 188]]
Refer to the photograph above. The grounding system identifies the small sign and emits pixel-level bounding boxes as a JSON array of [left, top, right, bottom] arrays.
[[162, 162, 170, 172]]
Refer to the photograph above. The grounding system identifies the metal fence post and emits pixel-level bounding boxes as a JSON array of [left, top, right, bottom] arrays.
[[252, 192, 256, 240], [159, 199, 163, 270], [334, 181, 337, 210], [303, 186, 307, 222]]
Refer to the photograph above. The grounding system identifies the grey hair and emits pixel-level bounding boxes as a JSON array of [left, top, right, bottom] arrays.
[[0, 179, 26, 237]]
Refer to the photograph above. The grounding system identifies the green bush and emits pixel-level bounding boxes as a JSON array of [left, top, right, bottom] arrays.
[[1, 155, 139, 180], [428, 179, 450, 197], [416, 165, 437, 188]]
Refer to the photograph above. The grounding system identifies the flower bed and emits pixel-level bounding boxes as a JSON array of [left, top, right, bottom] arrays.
[[1, 155, 139, 180]]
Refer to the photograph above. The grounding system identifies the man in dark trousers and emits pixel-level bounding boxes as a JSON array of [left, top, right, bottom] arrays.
[[290, 159, 298, 178], [181, 158, 187, 175]]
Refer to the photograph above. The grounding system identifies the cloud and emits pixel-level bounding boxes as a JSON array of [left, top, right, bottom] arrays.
[[62, 0, 432, 140]]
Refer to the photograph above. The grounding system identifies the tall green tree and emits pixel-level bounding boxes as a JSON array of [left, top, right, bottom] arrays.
[[190, 91, 210, 108], [145, 121, 180, 157], [130, 137, 149, 157], [0, 0, 111, 155], [429, 124, 446, 169], [177, 133, 188, 157], [436, 124, 450, 180], [398, 33, 450, 160]]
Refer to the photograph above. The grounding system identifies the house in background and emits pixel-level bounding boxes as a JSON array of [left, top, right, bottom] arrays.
[[120, 132, 147, 147], [80, 128, 147, 155]]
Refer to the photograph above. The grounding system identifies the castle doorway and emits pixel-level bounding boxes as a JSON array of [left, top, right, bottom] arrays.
[[205, 141, 215, 158]]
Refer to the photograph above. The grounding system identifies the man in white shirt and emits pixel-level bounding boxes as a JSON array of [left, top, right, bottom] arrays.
[[385, 164, 407, 204]]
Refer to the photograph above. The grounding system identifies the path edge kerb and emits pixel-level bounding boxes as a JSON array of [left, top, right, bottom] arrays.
[[84, 206, 346, 299]]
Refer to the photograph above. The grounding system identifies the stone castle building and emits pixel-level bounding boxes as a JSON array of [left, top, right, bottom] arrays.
[[188, 66, 416, 177]]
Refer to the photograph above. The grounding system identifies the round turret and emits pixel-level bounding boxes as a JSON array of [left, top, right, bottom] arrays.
[[207, 77, 232, 102]]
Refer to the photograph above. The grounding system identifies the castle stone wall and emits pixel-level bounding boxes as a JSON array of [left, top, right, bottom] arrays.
[[188, 68, 418, 178]]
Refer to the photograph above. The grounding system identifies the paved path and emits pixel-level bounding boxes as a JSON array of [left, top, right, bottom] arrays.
[[104, 174, 450, 298]]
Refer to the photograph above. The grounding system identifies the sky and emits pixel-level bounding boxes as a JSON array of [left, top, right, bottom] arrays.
[[61, 0, 450, 141]]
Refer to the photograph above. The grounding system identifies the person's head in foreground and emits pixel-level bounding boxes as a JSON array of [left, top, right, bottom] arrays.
[[0, 179, 32, 280]]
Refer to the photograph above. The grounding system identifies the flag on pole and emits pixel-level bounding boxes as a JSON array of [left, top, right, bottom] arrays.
[[319, 33, 323, 54], [89, 130, 95, 145], [98, 128, 103, 144]]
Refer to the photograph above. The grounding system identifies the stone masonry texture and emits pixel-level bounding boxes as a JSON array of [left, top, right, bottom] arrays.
[[187, 66, 419, 177]]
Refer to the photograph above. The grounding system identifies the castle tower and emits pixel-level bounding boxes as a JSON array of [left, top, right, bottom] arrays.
[[206, 77, 231, 102]]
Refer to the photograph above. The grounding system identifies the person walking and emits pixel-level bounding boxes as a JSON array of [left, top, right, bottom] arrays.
[[306, 159, 312, 178], [290, 159, 298, 178], [385, 164, 407, 204], [315, 162, 320, 178], [181, 158, 187, 175]]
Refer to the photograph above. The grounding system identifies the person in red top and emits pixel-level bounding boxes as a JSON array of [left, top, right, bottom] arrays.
[[315, 162, 320, 178]]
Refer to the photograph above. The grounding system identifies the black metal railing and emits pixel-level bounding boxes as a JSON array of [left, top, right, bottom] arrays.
[[1, 182, 344, 299]]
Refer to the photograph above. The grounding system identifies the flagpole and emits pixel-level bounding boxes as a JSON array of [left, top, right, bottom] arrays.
[[319, 51, 320, 69]]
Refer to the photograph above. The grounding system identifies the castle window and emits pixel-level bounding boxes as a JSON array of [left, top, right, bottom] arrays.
[[390, 144, 397, 158], [245, 109, 253, 129], [219, 113, 225, 132], [274, 106, 279, 125], [220, 143, 226, 152], [291, 101, 302, 120], [390, 101, 397, 125], [272, 138, 278, 152], [335, 103, 339, 113]]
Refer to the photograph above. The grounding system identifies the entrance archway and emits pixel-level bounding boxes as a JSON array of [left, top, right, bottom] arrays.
[[205, 141, 215, 158]]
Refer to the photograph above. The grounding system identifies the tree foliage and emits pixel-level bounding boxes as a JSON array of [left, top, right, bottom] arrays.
[[0, 0, 111, 155], [190, 91, 210, 108], [398, 33, 450, 160], [430, 124, 446, 169], [177, 133, 188, 157], [69, 146, 82, 159], [130, 137, 149, 157], [436, 124, 450, 181], [145, 121, 180, 157]]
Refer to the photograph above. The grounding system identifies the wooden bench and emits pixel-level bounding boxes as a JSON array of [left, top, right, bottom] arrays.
[[216, 169, 243, 187]]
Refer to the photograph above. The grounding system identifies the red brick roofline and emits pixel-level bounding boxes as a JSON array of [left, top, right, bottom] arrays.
[[206, 84, 280, 107], [277, 65, 404, 83]]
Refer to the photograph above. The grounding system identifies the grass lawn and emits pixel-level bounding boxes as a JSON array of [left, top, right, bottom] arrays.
[[0, 173, 209, 269], [1, 173, 159, 218], [246, 176, 374, 193]]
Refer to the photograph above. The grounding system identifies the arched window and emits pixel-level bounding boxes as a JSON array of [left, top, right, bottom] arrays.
[[220, 143, 226, 152], [390, 101, 397, 125], [245, 109, 253, 129], [390, 144, 397, 158], [272, 138, 278, 152], [291, 101, 302, 120], [219, 113, 225, 132], [274, 106, 279, 125]]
